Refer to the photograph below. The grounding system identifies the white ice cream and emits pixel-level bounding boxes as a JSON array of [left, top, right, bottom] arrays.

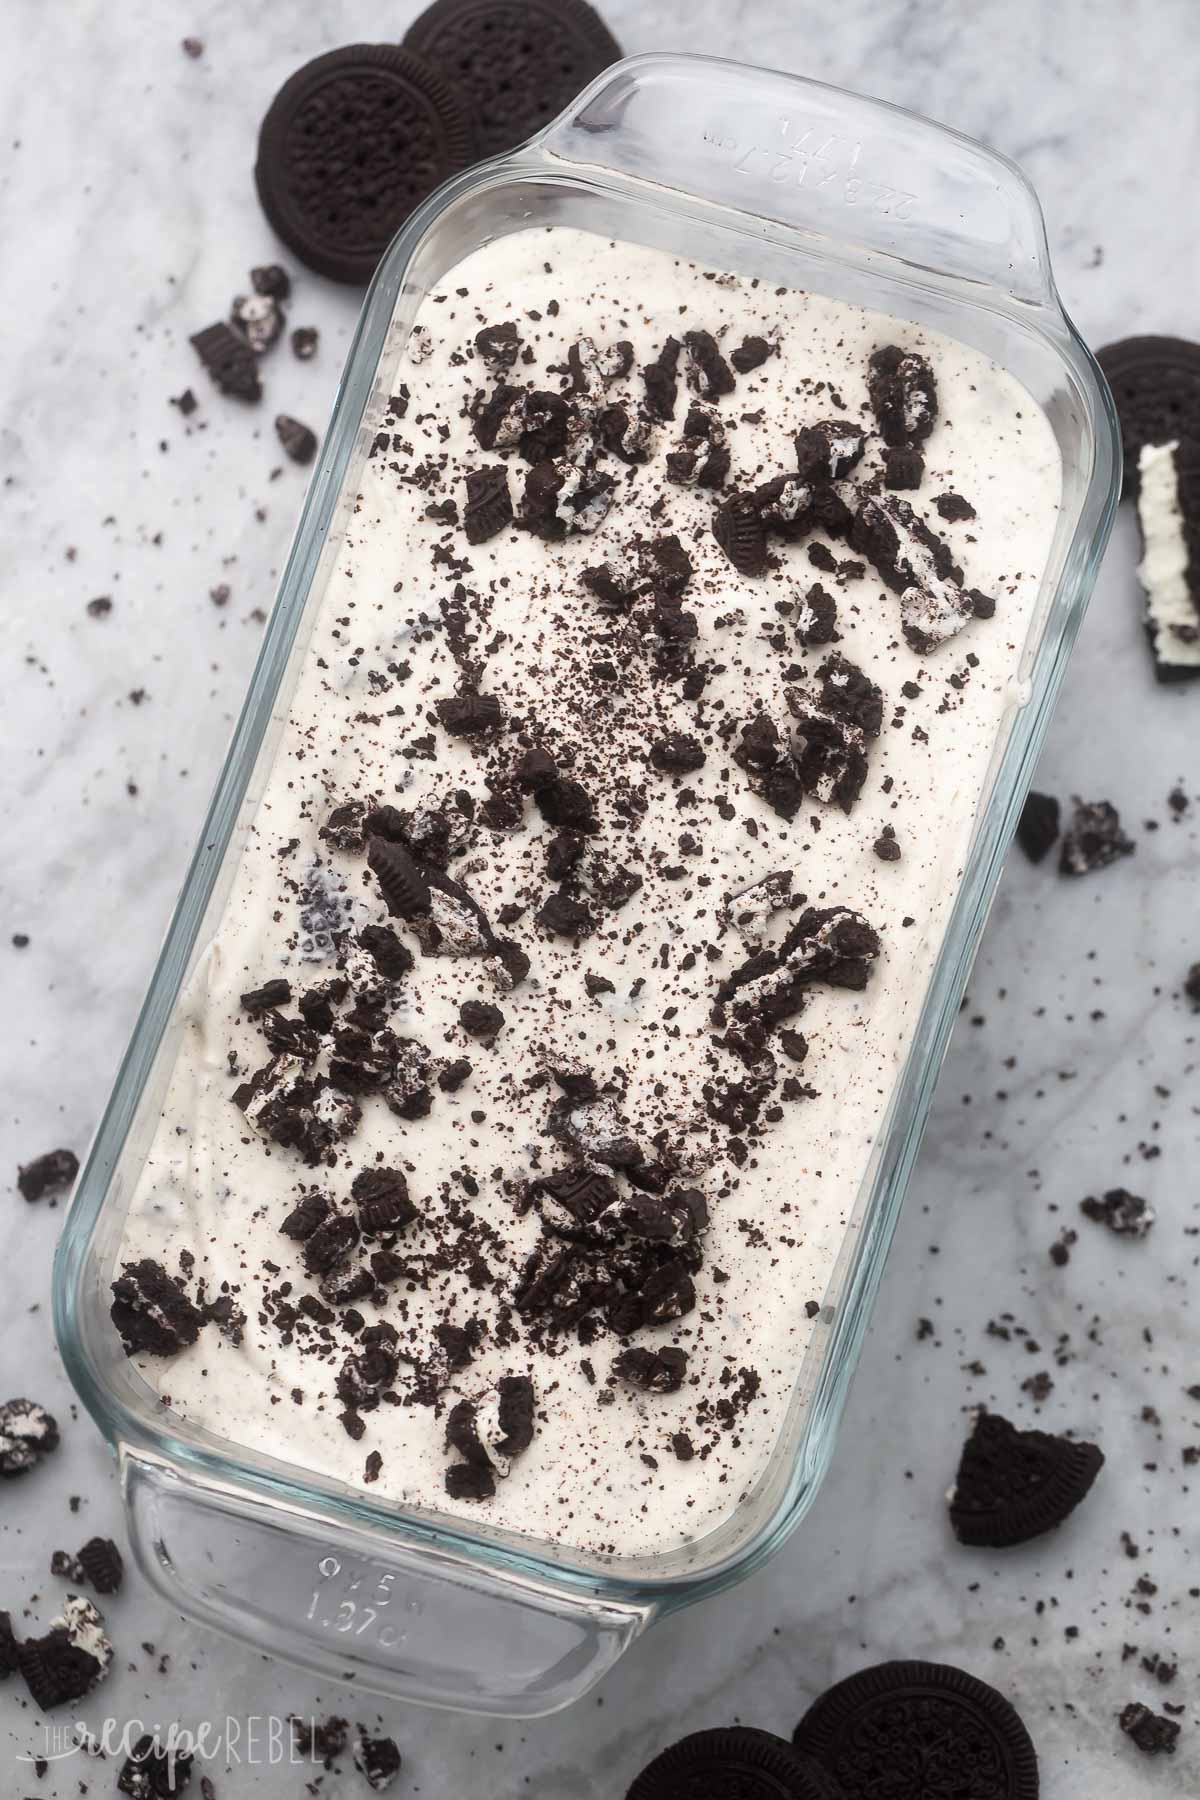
[[116, 226, 1061, 1558]]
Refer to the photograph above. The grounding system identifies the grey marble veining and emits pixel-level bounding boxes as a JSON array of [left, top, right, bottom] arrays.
[[2, 1, 1199, 1794]]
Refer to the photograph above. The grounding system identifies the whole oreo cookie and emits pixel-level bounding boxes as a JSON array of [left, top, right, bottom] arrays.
[[404, 0, 622, 157], [627, 1727, 842, 1799], [255, 46, 474, 284], [1096, 335, 1200, 497], [794, 1661, 1038, 1800]]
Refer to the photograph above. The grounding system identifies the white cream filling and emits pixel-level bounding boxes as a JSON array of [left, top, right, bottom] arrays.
[[1137, 440, 1200, 665]]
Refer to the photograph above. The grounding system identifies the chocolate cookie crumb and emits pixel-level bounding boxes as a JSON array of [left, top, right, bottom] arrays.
[[354, 1727, 402, 1791], [1119, 1701, 1180, 1755], [275, 415, 318, 464], [883, 446, 925, 490], [1059, 798, 1135, 875], [936, 491, 977, 522], [612, 1346, 688, 1393], [17, 1148, 78, 1203], [1080, 1188, 1154, 1238], [190, 322, 262, 403], [730, 335, 773, 374]]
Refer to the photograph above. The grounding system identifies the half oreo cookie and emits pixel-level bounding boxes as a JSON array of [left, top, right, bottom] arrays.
[[949, 1407, 1104, 1547]]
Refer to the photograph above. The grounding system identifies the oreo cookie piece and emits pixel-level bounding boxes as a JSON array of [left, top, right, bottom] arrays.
[[354, 1727, 403, 1791], [255, 46, 474, 285], [251, 262, 291, 300], [352, 1166, 418, 1234], [1119, 1701, 1180, 1756], [642, 336, 682, 421], [731, 334, 774, 374], [866, 344, 939, 446], [463, 464, 513, 543], [240, 976, 292, 1015], [882, 445, 924, 490], [110, 1259, 205, 1358], [787, 655, 882, 814], [714, 492, 770, 576], [1058, 797, 1134, 876], [17, 1146, 78, 1203], [1079, 1186, 1153, 1238], [949, 1406, 1104, 1547], [359, 922, 414, 980], [1134, 439, 1200, 680], [275, 414, 318, 464], [368, 836, 431, 918], [190, 322, 262, 402], [475, 320, 522, 370], [793, 1661, 1038, 1800], [445, 1374, 535, 1493], [650, 733, 706, 775], [794, 584, 839, 647], [683, 329, 736, 400], [627, 1727, 839, 1799], [0, 1609, 17, 1676], [794, 420, 866, 482], [405, 0, 620, 156], [76, 1537, 125, 1596], [849, 491, 985, 654], [117, 1732, 194, 1796], [1096, 334, 1200, 498], [18, 1595, 113, 1710], [611, 1346, 688, 1394], [232, 291, 285, 354], [1016, 790, 1060, 864], [0, 1398, 60, 1477]]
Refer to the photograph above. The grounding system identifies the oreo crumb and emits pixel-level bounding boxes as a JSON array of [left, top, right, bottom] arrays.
[[1119, 1702, 1179, 1756], [1059, 798, 1135, 875], [1017, 791, 1060, 864], [275, 415, 318, 464], [17, 1148, 78, 1203]]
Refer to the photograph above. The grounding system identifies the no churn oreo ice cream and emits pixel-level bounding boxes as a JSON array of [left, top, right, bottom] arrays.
[[112, 226, 1061, 1557]]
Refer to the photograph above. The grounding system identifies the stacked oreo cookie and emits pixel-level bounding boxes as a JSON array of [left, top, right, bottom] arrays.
[[254, 1, 622, 285], [1097, 336, 1200, 681]]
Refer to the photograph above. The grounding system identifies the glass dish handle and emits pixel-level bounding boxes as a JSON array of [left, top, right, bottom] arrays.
[[122, 1450, 651, 1715], [540, 52, 1056, 306]]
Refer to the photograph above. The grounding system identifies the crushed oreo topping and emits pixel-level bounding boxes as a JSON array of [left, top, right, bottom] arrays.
[[612, 1345, 688, 1393], [110, 1260, 205, 1358], [867, 343, 939, 445]]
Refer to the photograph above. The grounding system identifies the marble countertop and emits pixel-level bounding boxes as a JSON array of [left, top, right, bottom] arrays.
[[3, 1, 1199, 1793]]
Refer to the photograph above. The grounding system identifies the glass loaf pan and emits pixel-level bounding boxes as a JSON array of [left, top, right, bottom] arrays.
[[54, 54, 1119, 1715]]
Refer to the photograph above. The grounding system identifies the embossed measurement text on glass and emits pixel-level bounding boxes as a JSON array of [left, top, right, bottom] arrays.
[[701, 116, 919, 222]]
